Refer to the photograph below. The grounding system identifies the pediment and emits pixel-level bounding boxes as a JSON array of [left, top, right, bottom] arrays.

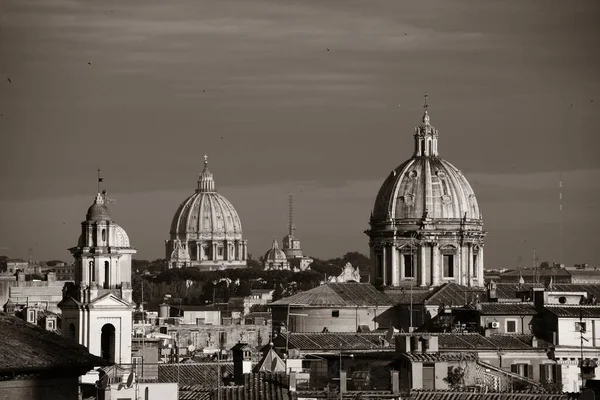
[[58, 297, 83, 309], [89, 293, 133, 308]]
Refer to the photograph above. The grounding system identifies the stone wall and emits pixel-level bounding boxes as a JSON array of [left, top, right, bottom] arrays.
[[164, 323, 272, 352]]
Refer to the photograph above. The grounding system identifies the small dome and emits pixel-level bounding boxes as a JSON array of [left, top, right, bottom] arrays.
[[113, 224, 130, 247], [86, 194, 112, 222], [264, 240, 287, 262]]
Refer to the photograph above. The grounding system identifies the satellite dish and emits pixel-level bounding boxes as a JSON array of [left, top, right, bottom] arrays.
[[126, 373, 134, 389], [188, 345, 196, 352], [97, 374, 109, 390]]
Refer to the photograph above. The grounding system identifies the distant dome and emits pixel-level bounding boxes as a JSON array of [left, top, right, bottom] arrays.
[[373, 157, 480, 221], [264, 240, 287, 262], [170, 188, 243, 241], [165, 155, 248, 270], [86, 194, 112, 221]]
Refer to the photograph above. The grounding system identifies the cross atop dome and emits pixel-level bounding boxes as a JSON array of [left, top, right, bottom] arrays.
[[422, 92, 431, 125]]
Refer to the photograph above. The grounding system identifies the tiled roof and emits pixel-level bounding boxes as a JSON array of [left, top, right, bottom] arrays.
[[158, 362, 234, 386], [179, 385, 211, 400], [270, 283, 394, 307], [423, 283, 486, 306], [0, 311, 109, 373], [495, 283, 600, 301], [213, 373, 296, 400], [456, 302, 537, 315], [385, 289, 432, 305], [279, 332, 393, 351], [171, 305, 219, 312], [501, 269, 571, 277], [401, 352, 478, 362], [545, 305, 600, 318], [410, 390, 571, 400], [432, 333, 551, 351]]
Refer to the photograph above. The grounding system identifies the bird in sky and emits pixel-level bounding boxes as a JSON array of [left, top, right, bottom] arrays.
[[326, 48, 330, 51], [7, 77, 11, 83], [88, 62, 91, 65]]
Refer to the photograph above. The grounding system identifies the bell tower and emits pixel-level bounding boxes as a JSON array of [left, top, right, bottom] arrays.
[[59, 188, 136, 364]]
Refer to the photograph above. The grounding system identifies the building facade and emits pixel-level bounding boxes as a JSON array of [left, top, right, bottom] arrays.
[[263, 240, 290, 270], [59, 192, 136, 364], [165, 155, 248, 270], [366, 97, 486, 288]]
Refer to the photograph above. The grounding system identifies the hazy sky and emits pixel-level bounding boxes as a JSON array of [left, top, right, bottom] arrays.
[[0, 0, 599, 269]]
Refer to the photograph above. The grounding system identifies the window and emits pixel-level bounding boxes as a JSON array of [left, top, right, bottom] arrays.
[[102, 229, 106, 241], [473, 254, 478, 277], [218, 247, 223, 256], [377, 254, 383, 278], [332, 310, 340, 318], [404, 254, 414, 278], [443, 255, 454, 277], [47, 320, 56, 330], [506, 319, 517, 333], [511, 363, 532, 378], [576, 322, 587, 333]]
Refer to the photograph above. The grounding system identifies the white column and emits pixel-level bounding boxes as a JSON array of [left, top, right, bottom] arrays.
[[382, 245, 388, 285], [391, 245, 398, 286], [478, 247, 485, 286], [432, 243, 440, 286], [420, 245, 427, 287], [468, 244, 474, 287]]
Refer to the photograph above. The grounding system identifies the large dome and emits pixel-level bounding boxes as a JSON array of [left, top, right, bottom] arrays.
[[264, 240, 287, 262], [170, 192, 243, 240], [165, 155, 248, 270], [373, 157, 480, 221]]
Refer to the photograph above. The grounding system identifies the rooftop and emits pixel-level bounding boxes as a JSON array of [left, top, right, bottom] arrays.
[[545, 305, 600, 318], [270, 283, 394, 307], [0, 311, 109, 373], [409, 390, 572, 400], [158, 362, 234, 386], [436, 333, 552, 351], [456, 302, 537, 315], [213, 373, 296, 400], [170, 305, 220, 312], [275, 332, 393, 352]]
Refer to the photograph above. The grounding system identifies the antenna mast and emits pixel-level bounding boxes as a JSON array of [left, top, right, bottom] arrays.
[[559, 174, 564, 268], [288, 192, 295, 237]]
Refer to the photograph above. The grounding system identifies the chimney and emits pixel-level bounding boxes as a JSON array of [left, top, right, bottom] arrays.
[[391, 370, 400, 394], [289, 371, 296, 392], [486, 280, 497, 302], [484, 328, 492, 338], [531, 336, 538, 348], [45, 272, 56, 282], [532, 287, 546, 310], [232, 343, 252, 386], [17, 271, 25, 283]]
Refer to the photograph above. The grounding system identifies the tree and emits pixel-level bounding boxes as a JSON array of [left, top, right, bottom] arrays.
[[272, 284, 284, 302], [443, 367, 464, 388], [236, 281, 253, 297]]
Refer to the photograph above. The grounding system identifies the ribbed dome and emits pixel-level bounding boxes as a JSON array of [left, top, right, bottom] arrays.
[[264, 240, 287, 262], [373, 157, 480, 220], [86, 194, 111, 221], [372, 99, 481, 222], [169, 156, 243, 241], [113, 224, 130, 247]]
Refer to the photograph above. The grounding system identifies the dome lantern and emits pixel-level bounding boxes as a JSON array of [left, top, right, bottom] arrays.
[[413, 93, 440, 157], [197, 155, 216, 193]]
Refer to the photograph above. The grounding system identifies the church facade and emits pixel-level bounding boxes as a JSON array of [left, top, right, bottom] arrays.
[[59, 192, 136, 364], [165, 156, 248, 270], [365, 97, 486, 288]]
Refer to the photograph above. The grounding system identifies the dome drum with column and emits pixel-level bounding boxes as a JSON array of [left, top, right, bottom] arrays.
[[365, 96, 486, 288], [165, 156, 248, 270]]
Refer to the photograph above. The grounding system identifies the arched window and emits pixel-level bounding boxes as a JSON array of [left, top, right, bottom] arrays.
[[101, 324, 116, 362], [101, 229, 106, 242], [68, 323, 76, 341], [104, 261, 110, 288]]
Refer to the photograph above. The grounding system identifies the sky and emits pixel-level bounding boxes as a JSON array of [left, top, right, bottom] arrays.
[[0, 0, 599, 269]]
